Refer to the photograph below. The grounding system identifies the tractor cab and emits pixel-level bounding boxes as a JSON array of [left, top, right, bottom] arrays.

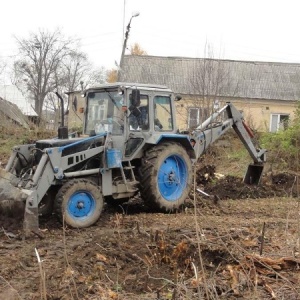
[[82, 83, 178, 158], [126, 88, 174, 133], [83, 83, 176, 138]]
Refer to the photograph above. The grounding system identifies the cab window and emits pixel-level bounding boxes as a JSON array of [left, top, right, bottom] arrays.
[[128, 94, 149, 131], [154, 96, 173, 131]]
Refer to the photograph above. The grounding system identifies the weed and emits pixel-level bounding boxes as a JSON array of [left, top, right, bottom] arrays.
[[261, 102, 300, 172]]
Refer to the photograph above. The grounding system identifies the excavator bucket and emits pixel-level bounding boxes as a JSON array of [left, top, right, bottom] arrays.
[[243, 164, 264, 185], [0, 168, 27, 217]]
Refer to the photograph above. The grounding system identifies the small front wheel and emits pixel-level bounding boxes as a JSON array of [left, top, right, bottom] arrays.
[[54, 179, 103, 228]]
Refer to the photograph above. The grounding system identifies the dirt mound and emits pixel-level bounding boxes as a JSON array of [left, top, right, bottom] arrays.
[[1, 150, 300, 299], [1, 197, 300, 300], [195, 164, 216, 185], [272, 172, 297, 186], [195, 165, 297, 200]]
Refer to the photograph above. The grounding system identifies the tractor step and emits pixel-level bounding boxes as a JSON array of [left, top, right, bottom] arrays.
[[125, 180, 139, 192], [123, 166, 135, 170]]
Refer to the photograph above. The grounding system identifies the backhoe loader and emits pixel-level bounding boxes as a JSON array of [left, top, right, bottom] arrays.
[[0, 83, 266, 235]]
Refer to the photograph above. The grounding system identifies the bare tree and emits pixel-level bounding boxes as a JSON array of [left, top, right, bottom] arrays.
[[0, 58, 7, 84], [13, 29, 107, 127], [185, 45, 234, 129], [58, 51, 106, 92], [60, 51, 88, 92], [48, 50, 92, 116], [13, 29, 74, 119], [0, 60, 5, 76], [43, 51, 106, 128], [84, 66, 106, 88]]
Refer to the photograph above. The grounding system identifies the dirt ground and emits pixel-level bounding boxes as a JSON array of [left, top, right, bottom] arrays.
[[1, 164, 300, 300], [1, 133, 300, 299]]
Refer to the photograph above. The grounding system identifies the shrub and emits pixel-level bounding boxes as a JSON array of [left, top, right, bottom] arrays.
[[260, 103, 300, 171]]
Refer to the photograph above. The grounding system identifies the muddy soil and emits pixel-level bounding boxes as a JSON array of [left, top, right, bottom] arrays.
[[1, 132, 300, 299], [1, 169, 300, 300]]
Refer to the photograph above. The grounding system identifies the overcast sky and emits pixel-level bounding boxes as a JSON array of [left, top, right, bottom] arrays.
[[1, 0, 300, 77]]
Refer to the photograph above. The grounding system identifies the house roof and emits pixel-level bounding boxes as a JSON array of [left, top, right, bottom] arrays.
[[119, 55, 300, 101], [0, 85, 38, 116], [0, 97, 29, 128]]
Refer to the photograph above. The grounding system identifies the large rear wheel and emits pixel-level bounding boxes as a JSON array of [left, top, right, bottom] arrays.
[[139, 142, 192, 211], [54, 178, 103, 228]]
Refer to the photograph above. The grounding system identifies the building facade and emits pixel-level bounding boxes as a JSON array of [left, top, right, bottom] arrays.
[[119, 55, 300, 132]]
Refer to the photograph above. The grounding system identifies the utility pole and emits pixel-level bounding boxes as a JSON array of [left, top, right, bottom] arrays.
[[118, 12, 140, 80]]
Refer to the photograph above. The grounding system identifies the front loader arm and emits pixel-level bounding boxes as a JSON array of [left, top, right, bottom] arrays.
[[0, 134, 107, 235]]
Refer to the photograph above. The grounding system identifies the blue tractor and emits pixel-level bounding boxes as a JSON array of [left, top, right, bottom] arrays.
[[0, 83, 266, 234]]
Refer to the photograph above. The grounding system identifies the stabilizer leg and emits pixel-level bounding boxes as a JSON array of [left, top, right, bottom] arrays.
[[23, 191, 39, 236]]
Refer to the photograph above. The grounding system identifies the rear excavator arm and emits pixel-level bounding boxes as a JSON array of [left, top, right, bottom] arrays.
[[192, 102, 266, 183]]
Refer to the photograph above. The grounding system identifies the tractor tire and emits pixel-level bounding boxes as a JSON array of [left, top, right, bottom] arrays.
[[139, 142, 192, 212], [54, 178, 103, 228]]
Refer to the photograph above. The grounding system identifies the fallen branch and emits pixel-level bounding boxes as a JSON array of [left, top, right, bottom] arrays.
[[35, 248, 47, 300]]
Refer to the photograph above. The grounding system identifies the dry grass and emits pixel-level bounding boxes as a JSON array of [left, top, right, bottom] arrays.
[[0, 125, 55, 165], [1, 127, 300, 299]]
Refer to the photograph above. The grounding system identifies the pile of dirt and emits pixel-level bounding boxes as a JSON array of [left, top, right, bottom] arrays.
[[1, 197, 300, 299], [195, 165, 297, 200], [0, 164, 299, 299], [1, 130, 300, 299]]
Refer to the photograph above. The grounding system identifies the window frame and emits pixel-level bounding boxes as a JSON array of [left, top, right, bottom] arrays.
[[187, 107, 209, 129], [269, 113, 290, 132], [153, 95, 173, 132]]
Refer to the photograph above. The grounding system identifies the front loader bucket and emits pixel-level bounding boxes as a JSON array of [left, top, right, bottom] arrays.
[[243, 164, 264, 185], [0, 168, 28, 216], [0, 168, 39, 234]]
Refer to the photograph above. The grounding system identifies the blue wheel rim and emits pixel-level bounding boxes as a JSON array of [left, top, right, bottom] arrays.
[[157, 154, 188, 202], [67, 191, 96, 218]]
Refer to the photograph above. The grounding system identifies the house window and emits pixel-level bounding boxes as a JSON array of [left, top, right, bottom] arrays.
[[188, 107, 209, 128], [270, 114, 289, 132], [93, 105, 105, 120]]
